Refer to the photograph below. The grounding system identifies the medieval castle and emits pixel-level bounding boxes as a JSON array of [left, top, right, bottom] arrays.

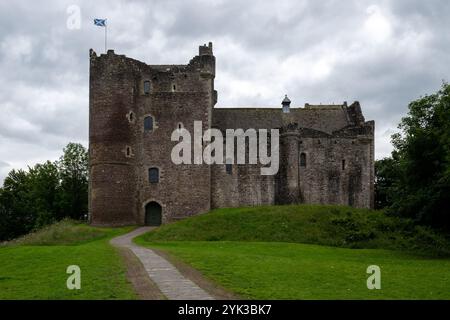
[[89, 42, 375, 226]]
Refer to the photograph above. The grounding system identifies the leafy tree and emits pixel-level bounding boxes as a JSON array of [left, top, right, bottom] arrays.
[[28, 161, 60, 227], [374, 156, 400, 209], [0, 143, 89, 241], [376, 83, 450, 230], [0, 169, 34, 240], [57, 143, 88, 220]]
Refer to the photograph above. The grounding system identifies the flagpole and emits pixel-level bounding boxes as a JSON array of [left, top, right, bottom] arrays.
[[105, 20, 107, 53]]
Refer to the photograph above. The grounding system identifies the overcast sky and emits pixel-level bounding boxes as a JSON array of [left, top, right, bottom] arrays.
[[1, 0, 449, 183]]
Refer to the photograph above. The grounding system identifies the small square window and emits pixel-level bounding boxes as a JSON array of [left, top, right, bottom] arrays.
[[149, 168, 159, 183], [144, 116, 153, 132], [300, 153, 306, 167], [144, 81, 151, 94]]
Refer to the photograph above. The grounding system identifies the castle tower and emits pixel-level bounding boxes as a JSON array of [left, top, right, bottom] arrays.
[[276, 96, 301, 204], [89, 43, 216, 226]]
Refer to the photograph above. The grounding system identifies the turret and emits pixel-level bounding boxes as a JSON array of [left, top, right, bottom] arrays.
[[282, 95, 291, 113]]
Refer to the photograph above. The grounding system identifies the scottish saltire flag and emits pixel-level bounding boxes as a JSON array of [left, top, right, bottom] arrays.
[[94, 19, 107, 27]]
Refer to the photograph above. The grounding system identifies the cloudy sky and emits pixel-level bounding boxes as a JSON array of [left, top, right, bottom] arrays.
[[1, 0, 449, 183]]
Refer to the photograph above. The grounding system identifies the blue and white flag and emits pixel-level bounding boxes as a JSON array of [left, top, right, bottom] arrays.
[[94, 19, 107, 27]]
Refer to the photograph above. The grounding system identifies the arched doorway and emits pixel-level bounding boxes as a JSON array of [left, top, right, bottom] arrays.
[[145, 202, 162, 226]]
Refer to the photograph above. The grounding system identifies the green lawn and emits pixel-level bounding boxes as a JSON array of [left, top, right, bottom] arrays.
[[0, 220, 136, 300], [135, 205, 450, 299], [137, 241, 450, 300]]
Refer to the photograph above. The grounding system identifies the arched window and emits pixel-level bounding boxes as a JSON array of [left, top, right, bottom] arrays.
[[148, 168, 159, 183], [143, 80, 151, 94], [300, 153, 307, 167], [225, 158, 233, 174], [144, 116, 153, 132]]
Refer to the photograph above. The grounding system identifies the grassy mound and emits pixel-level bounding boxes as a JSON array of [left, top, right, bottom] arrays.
[[4, 219, 109, 246], [138, 205, 450, 256]]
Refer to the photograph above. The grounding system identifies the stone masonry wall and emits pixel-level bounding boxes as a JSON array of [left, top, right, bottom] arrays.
[[89, 43, 375, 226]]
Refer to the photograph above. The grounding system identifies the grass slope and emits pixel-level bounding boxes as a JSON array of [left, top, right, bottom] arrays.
[[0, 220, 136, 300], [139, 205, 450, 256], [135, 205, 450, 299]]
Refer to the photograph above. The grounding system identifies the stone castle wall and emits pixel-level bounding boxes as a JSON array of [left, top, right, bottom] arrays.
[[89, 43, 375, 226]]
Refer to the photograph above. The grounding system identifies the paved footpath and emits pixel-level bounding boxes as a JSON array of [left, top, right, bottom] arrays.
[[110, 227, 214, 300]]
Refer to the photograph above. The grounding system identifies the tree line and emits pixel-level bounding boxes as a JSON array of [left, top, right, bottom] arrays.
[[0, 143, 88, 241], [375, 83, 450, 231]]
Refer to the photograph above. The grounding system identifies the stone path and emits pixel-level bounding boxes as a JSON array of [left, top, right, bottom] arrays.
[[110, 227, 214, 300]]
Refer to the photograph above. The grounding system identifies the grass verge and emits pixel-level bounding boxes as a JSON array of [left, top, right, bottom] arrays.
[[0, 220, 136, 299]]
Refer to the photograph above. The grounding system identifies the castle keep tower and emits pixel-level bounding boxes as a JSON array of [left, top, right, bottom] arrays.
[[89, 43, 375, 226], [89, 43, 216, 226]]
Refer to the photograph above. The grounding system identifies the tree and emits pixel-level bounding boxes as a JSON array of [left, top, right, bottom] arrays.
[[374, 156, 400, 209], [0, 143, 89, 241], [0, 169, 34, 240], [376, 83, 450, 230], [28, 161, 60, 227], [57, 143, 89, 220]]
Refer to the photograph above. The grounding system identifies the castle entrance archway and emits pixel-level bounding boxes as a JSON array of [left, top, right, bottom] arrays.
[[145, 202, 162, 226]]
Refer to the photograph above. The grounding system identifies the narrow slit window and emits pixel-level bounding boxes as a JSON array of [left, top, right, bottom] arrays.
[[342, 159, 346, 170], [126, 147, 131, 156], [148, 168, 159, 183], [300, 153, 307, 167], [226, 163, 232, 175], [143, 80, 151, 94], [144, 116, 153, 132]]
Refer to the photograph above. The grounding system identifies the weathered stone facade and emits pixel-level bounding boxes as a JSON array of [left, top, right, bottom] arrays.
[[89, 43, 375, 226]]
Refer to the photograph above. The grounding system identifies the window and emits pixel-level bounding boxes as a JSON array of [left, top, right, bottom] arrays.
[[172, 84, 176, 91], [342, 159, 346, 170], [144, 116, 153, 132], [126, 147, 131, 157], [143, 80, 151, 94], [148, 168, 159, 183], [300, 153, 306, 167], [226, 163, 232, 175]]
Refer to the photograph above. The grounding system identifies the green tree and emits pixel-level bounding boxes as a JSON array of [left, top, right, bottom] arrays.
[[0, 169, 34, 240], [57, 143, 88, 220], [28, 161, 60, 227], [374, 156, 400, 209], [0, 143, 89, 241], [378, 83, 450, 230]]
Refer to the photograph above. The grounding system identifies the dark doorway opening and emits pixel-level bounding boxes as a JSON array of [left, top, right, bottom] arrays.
[[145, 202, 162, 226]]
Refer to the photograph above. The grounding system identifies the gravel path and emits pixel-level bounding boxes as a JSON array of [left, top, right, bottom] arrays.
[[110, 227, 214, 300]]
